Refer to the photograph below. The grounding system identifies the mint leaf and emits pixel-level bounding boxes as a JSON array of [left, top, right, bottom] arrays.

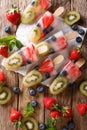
[[24, 102, 34, 117], [0, 36, 15, 43], [46, 117, 56, 130], [15, 39, 23, 49]]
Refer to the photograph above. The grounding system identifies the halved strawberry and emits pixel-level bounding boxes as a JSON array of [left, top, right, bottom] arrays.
[[39, 58, 54, 73], [0, 45, 8, 58], [40, 0, 51, 9], [56, 37, 68, 49], [42, 14, 54, 28]]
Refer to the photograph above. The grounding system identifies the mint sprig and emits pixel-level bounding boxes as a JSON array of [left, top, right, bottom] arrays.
[[46, 117, 56, 130], [23, 102, 35, 117], [0, 35, 23, 51]]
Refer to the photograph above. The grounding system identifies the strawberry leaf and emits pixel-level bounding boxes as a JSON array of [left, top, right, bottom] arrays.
[[23, 102, 34, 117]]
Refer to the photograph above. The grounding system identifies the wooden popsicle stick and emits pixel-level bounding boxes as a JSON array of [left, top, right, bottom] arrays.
[[75, 58, 85, 68], [53, 7, 65, 17], [65, 31, 78, 40], [53, 55, 64, 66]]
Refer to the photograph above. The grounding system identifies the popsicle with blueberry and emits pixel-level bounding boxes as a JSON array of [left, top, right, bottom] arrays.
[[4, 31, 68, 71], [22, 52, 68, 88], [49, 58, 85, 95], [21, 0, 51, 24]]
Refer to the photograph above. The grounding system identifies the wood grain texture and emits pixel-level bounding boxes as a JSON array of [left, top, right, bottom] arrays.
[[0, 0, 87, 130]]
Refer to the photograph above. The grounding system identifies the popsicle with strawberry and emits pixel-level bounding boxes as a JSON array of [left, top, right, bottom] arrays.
[[21, 0, 51, 24], [49, 58, 85, 95], [4, 31, 68, 71]]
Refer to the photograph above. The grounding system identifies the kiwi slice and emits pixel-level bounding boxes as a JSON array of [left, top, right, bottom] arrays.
[[5, 53, 23, 70], [50, 76, 68, 95], [22, 117, 38, 130], [0, 87, 12, 105], [63, 11, 80, 25], [80, 81, 87, 96], [23, 70, 43, 87], [36, 41, 51, 56], [21, 7, 35, 24], [28, 27, 41, 43]]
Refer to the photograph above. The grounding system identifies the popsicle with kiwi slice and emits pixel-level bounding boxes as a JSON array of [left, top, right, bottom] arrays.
[[0, 86, 12, 105], [80, 81, 87, 97]]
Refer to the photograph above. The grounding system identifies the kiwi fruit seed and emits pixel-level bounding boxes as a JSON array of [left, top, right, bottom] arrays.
[[63, 11, 80, 25], [0, 87, 12, 105], [36, 41, 51, 56], [5, 53, 23, 70], [28, 27, 41, 43], [50, 76, 68, 95], [21, 7, 35, 24], [80, 81, 87, 96], [23, 70, 43, 87], [22, 117, 38, 130]]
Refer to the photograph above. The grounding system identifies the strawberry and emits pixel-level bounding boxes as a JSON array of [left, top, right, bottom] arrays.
[[62, 106, 72, 118], [56, 37, 67, 49], [10, 108, 22, 122], [43, 97, 56, 110], [77, 103, 87, 116], [40, 0, 51, 9], [0, 45, 8, 58], [6, 4, 21, 25], [0, 70, 6, 84], [39, 58, 54, 73], [69, 48, 81, 60], [42, 14, 54, 28], [50, 111, 61, 119]]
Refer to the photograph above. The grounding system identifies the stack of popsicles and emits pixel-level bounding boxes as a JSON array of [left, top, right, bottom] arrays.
[[3, 0, 87, 95]]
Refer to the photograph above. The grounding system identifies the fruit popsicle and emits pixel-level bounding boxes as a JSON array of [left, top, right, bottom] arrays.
[[21, 0, 51, 24], [22, 53, 68, 88], [4, 31, 68, 71], [49, 58, 85, 95], [28, 10, 64, 43]]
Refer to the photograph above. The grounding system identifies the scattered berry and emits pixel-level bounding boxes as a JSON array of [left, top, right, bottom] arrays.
[[69, 82, 77, 88], [12, 87, 20, 94], [39, 123, 46, 130], [4, 26, 11, 33], [37, 86, 44, 93], [77, 103, 87, 116], [29, 88, 36, 96], [71, 24, 78, 31], [76, 37, 82, 43], [67, 121, 75, 129], [31, 100, 38, 107], [78, 29, 85, 35]]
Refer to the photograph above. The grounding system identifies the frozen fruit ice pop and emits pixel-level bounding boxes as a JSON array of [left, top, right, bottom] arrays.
[[4, 31, 68, 71], [22, 53, 67, 88], [21, 0, 51, 24]]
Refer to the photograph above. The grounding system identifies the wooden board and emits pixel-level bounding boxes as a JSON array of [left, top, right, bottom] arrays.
[[0, 0, 87, 130]]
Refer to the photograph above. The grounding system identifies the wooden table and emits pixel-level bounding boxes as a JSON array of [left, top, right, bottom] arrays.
[[0, 0, 87, 130]]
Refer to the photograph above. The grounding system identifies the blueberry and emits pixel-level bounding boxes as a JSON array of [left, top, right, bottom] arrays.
[[51, 36, 56, 41], [12, 87, 20, 94], [49, 48, 55, 54], [78, 29, 85, 35], [36, 23, 41, 27], [62, 127, 68, 130], [29, 88, 36, 96], [76, 37, 82, 43], [34, 65, 39, 70], [60, 71, 68, 76], [37, 86, 44, 93], [69, 82, 77, 88], [39, 123, 46, 130], [67, 121, 75, 129], [44, 73, 50, 80], [47, 26, 53, 33], [71, 24, 78, 31], [26, 59, 31, 64], [31, 100, 38, 107], [43, 28, 48, 34], [4, 26, 11, 33]]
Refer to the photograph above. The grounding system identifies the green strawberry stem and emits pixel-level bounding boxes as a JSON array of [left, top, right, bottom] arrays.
[[14, 120, 22, 127]]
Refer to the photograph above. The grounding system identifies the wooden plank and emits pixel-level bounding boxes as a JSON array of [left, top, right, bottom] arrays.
[[71, 0, 87, 130]]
